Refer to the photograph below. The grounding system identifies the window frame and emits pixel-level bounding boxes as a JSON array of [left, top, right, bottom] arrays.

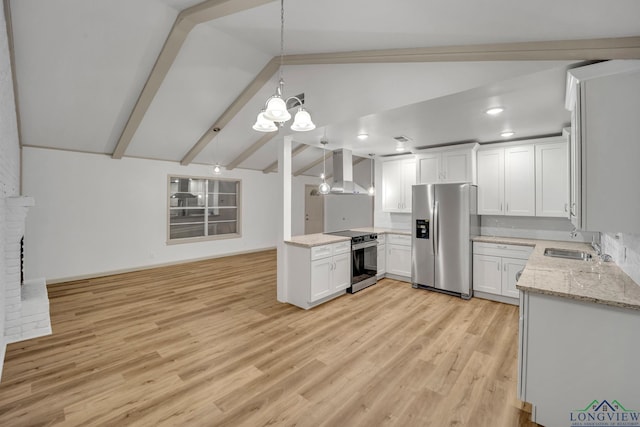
[[166, 174, 242, 244]]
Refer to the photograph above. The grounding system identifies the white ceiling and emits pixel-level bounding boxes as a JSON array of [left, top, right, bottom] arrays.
[[9, 0, 640, 175]]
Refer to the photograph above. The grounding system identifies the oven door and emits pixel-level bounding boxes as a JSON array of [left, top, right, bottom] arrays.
[[351, 240, 378, 292]]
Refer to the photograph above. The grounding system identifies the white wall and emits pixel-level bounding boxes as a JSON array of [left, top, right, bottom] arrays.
[[602, 232, 640, 284], [0, 2, 21, 373], [22, 147, 279, 282], [480, 215, 595, 242], [324, 195, 373, 232]]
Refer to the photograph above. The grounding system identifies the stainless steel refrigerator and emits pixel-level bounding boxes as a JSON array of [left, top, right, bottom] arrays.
[[411, 183, 479, 299]]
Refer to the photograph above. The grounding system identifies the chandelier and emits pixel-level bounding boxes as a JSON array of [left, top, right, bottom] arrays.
[[252, 0, 315, 133]]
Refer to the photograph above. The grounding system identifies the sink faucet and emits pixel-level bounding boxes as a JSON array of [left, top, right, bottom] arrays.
[[569, 227, 578, 238], [591, 233, 601, 256]]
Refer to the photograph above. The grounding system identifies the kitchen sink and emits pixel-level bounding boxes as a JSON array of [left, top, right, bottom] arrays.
[[544, 248, 593, 261]]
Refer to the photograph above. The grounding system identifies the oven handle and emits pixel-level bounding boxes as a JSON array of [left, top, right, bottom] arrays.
[[352, 241, 378, 251]]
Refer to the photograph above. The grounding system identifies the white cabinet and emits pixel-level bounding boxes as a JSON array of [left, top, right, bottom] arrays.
[[286, 240, 351, 309], [565, 60, 640, 232], [416, 144, 478, 184], [504, 145, 535, 216], [518, 292, 640, 426], [477, 148, 505, 215], [382, 158, 416, 213], [377, 234, 386, 277], [472, 242, 532, 304], [386, 234, 411, 279], [535, 138, 569, 218]]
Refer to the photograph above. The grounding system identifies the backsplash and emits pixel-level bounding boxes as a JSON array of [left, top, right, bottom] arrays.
[[602, 232, 640, 285], [480, 216, 596, 242]]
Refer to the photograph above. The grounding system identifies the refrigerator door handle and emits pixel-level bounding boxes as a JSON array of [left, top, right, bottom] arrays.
[[433, 201, 439, 256]]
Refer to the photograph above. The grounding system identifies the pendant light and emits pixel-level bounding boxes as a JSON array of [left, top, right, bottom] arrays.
[[212, 127, 222, 175], [253, 0, 315, 133], [318, 140, 330, 195], [368, 154, 375, 196]]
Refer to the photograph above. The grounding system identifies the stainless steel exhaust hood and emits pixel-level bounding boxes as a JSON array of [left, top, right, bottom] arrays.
[[330, 149, 368, 195]]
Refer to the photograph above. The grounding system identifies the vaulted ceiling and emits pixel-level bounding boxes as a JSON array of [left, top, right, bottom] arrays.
[[8, 0, 640, 177]]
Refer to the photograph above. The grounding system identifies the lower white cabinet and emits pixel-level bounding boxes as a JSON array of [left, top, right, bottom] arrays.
[[386, 234, 411, 280], [377, 234, 386, 277], [287, 240, 351, 309], [473, 242, 532, 304]]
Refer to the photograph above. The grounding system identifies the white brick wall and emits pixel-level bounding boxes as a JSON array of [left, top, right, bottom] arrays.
[[1, 1, 24, 377]]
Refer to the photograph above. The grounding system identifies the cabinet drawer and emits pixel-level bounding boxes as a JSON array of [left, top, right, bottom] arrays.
[[332, 241, 351, 255], [387, 234, 411, 246], [473, 242, 533, 260], [311, 244, 333, 260]]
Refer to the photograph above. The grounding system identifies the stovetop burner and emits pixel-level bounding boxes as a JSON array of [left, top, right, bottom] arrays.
[[325, 230, 378, 244]]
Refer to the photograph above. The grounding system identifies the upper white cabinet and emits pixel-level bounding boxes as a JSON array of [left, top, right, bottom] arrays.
[[477, 136, 570, 218], [382, 158, 416, 213], [416, 143, 478, 184], [504, 145, 535, 216], [565, 60, 640, 232], [477, 145, 534, 216], [535, 138, 569, 218]]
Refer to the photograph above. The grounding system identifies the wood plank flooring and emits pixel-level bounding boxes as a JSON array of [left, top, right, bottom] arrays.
[[0, 250, 539, 426]]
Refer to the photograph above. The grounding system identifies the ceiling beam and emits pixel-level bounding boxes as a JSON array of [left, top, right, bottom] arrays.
[[180, 57, 280, 165], [294, 152, 331, 177], [263, 143, 309, 173], [179, 35, 640, 166], [225, 132, 277, 170], [283, 36, 640, 64], [111, 0, 276, 159]]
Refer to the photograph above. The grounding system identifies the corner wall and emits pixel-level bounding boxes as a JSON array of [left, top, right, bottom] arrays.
[[0, 0, 21, 375], [22, 147, 279, 282]]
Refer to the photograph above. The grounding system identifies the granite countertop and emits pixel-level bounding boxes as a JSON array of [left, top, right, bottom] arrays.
[[473, 236, 640, 311], [285, 227, 410, 248], [350, 227, 411, 236], [285, 233, 350, 248]]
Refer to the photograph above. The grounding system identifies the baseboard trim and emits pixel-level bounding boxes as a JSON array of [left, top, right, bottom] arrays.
[[46, 246, 277, 285], [474, 290, 519, 306]]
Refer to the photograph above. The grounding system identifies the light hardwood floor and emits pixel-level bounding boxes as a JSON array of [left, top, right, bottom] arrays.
[[0, 250, 539, 426]]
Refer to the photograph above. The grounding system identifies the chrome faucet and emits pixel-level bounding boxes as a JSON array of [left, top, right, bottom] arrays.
[[570, 227, 579, 238], [591, 233, 601, 256]]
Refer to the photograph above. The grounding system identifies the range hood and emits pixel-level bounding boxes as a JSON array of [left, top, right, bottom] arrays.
[[330, 149, 368, 195]]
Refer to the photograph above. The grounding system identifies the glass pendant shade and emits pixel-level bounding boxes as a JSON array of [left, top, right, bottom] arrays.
[[213, 163, 222, 175], [318, 181, 330, 195], [263, 96, 291, 122], [290, 108, 316, 132], [368, 185, 375, 196], [252, 111, 278, 132]]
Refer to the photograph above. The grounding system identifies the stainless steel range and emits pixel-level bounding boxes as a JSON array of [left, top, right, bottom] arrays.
[[325, 230, 378, 293]]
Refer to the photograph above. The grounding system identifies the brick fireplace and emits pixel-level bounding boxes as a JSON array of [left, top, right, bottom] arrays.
[[4, 196, 51, 344]]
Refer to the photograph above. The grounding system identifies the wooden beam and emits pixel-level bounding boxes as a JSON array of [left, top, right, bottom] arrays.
[[294, 152, 331, 177], [112, 0, 276, 159], [225, 132, 277, 170], [263, 143, 309, 173], [282, 36, 640, 65], [180, 57, 280, 165], [180, 36, 640, 166]]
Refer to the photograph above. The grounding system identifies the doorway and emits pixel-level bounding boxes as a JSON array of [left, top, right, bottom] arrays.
[[304, 184, 324, 234]]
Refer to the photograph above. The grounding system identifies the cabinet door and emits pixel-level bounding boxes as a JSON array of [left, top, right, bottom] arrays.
[[536, 142, 568, 217], [387, 244, 412, 277], [310, 258, 333, 301], [472, 254, 502, 294], [477, 149, 505, 215], [442, 150, 470, 183], [504, 145, 535, 216], [417, 154, 441, 184], [332, 252, 351, 292], [401, 159, 416, 212], [502, 258, 527, 299], [382, 160, 403, 212], [377, 243, 386, 275]]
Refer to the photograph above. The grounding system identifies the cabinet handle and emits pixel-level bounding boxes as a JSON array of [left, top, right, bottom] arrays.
[[506, 203, 509, 212], [500, 203, 503, 212], [497, 263, 500, 271], [504, 264, 507, 272], [564, 203, 568, 213]]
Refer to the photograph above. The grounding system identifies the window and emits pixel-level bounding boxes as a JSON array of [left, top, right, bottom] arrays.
[[168, 176, 240, 242]]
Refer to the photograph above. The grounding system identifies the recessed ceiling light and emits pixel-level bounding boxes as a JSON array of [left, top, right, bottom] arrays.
[[357, 133, 369, 140], [485, 107, 504, 115], [395, 145, 406, 152], [501, 131, 515, 138]]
